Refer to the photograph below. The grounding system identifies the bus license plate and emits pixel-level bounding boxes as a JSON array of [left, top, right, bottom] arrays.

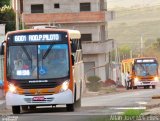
[[33, 96, 45, 101]]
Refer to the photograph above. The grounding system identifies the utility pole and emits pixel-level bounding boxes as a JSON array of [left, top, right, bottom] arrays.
[[16, 0, 19, 30], [140, 35, 143, 57], [130, 50, 132, 58]]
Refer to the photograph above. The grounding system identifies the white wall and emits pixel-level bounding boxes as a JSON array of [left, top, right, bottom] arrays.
[[23, 0, 100, 13], [61, 24, 101, 41], [0, 24, 5, 35], [0, 24, 5, 43]]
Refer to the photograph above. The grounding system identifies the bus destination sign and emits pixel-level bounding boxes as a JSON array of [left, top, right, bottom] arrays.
[[136, 59, 155, 63], [13, 33, 62, 43]]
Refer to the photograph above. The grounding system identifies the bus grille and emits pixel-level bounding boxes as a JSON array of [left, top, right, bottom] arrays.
[[17, 82, 62, 89]]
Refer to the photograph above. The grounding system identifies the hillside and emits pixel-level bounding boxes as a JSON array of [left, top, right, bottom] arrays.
[[108, 0, 160, 10], [108, 6, 160, 50]]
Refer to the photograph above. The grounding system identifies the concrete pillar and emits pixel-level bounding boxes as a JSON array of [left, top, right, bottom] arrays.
[[97, 54, 106, 81]]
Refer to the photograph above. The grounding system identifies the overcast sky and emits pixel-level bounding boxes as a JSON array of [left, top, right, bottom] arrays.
[[108, 0, 160, 9]]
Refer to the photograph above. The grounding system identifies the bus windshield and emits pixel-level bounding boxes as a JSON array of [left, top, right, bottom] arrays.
[[134, 63, 158, 76], [7, 44, 69, 80]]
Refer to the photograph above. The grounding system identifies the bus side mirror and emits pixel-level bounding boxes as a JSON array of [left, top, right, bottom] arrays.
[[71, 43, 76, 53], [0, 43, 4, 55], [71, 55, 75, 65]]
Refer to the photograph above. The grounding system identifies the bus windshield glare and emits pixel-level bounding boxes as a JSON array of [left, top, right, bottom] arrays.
[[7, 44, 69, 80], [134, 63, 158, 76]]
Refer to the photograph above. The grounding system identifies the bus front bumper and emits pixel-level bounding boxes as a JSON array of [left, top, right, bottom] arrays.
[[134, 81, 157, 86], [6, 89, 73, 106]]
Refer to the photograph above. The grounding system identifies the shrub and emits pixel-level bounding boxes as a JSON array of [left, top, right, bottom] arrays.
[[87, 76, 101, 92]]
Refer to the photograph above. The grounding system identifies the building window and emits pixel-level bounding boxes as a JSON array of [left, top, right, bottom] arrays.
[[80, 3, 91, 11], [31, 4, 44, 13], [81, 34, 92, 41], [54, 3, 60, 8], [20, 0, 23, 14]]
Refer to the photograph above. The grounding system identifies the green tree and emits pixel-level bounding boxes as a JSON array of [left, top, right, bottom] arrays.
[[152, 38, 160, 49], [144, 38, 160, 63], [0, 0, 10, 7], [0, 5, 15, 33]]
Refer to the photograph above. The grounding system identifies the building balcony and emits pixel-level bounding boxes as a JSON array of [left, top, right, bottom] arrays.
[[22, 11, 107, 26], [82, 39, 114, 54]]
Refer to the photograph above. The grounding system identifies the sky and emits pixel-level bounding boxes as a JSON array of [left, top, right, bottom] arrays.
[[107, 0, 160, 9]]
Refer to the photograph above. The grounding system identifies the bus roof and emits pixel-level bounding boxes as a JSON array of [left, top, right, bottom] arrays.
[[6, 28, 81, 40]]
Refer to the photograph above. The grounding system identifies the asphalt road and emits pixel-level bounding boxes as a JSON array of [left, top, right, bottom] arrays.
[[1, 85, 160, 121]]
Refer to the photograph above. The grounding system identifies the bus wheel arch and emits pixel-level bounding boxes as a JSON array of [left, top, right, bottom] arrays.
[[66, 84, 76, 112]]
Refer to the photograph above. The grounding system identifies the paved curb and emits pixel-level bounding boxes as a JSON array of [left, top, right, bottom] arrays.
[[146, 98, 160, 109], [0, 100, 6, 110]]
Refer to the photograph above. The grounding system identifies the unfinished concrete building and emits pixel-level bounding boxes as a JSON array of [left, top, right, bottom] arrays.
[[12, 0, 114, 81]]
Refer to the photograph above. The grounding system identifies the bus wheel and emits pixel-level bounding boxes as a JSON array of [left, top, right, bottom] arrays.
[[12, 106, 20, 114], [152, 85, 156, 89], [66, 104, 74, 112], [21, 106, 29, 111], [133, 86, 137, 89]]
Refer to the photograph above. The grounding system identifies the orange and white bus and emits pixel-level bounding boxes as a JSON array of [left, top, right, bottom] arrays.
[[121, 57, 159, 89], [0, 28, 84, 114]]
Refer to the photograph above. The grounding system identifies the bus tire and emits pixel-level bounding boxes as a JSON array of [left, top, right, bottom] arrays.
[[152, 85, 156, 89], [21, 106, 29, 111], [12, 106, 20, 114], [66, 104, 74, 112], [133, 86, 137, 89]]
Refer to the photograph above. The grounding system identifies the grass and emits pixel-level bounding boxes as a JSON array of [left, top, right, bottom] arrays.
[[123, 109, 145, 116], [88, 109, 145, 121]]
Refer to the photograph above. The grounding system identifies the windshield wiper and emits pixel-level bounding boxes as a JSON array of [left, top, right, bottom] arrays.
[[21, 46, 32, 61], [42, 45, 53, 59], [21, 46, 33, 69]]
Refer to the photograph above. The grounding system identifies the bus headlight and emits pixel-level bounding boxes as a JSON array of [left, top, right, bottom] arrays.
[[134, 77, 139, 83], [8, 84, 17, 93], [61, 81, 69, 92], [154, 77, 159, 82]]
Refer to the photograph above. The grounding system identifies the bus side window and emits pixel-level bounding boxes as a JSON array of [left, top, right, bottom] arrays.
[[71, 43, 77, 53]]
